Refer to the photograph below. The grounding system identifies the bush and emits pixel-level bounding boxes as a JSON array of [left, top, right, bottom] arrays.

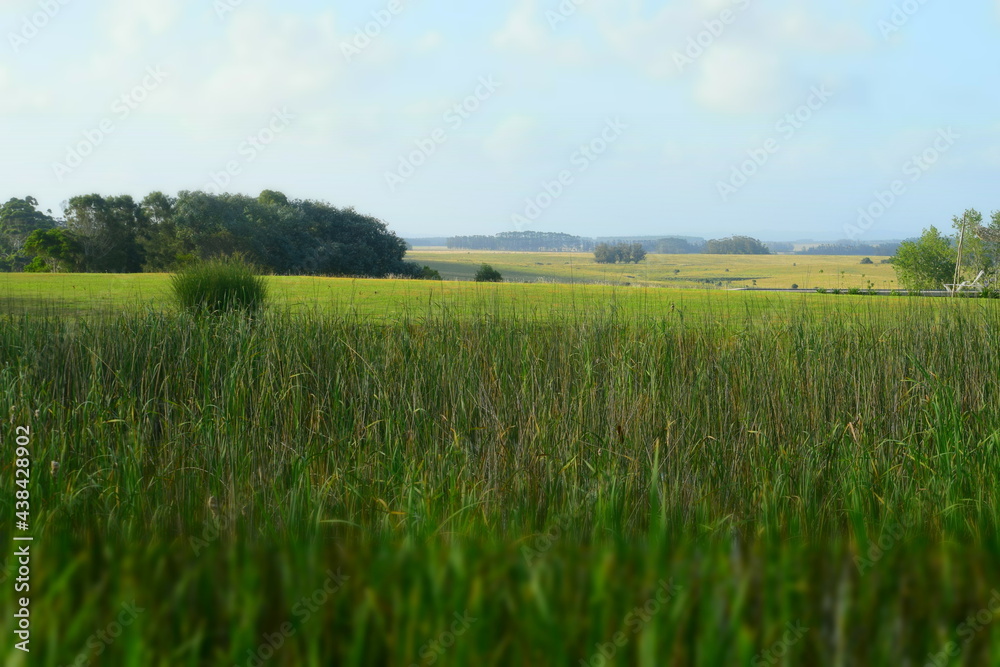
[[419, 266, 442, 280], [474, 264, 503, 283], [860, 257, 874, 265], [171, 256, 268, 315], [791, 284, 799, 290]]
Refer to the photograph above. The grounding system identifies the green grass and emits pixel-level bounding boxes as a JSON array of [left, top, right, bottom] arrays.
[[171, 257, 269, 316], [0, 271, 973, 323], [1, 280, 999, 664], [406, 249, 898, 290]]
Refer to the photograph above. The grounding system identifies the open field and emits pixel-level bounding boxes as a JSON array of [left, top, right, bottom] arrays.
[[2, 276, 1000, 664], [406, 250, 897, 290], [0, 271, 968, 323]]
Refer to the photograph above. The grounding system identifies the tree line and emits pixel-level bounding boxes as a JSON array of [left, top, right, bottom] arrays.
[[447, 231, 594, 252], [1, 191, 422, 277], [892, 209, 1000, 290], [593, 242, 647, 264]]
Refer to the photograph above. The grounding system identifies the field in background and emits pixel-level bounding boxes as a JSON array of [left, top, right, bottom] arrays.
[[406, 249, 896, 289], [2, 276, 999, 664]]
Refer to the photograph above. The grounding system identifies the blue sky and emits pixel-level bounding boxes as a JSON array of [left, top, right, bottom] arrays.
[[2, 0, 999, 241]]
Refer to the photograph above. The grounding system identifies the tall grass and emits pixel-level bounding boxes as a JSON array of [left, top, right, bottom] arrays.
[[171, 256, 269, 315], [2, 296, 999, 664]]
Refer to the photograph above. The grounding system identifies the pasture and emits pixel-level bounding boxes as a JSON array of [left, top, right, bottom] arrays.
[[1, 272, 999, 665], [405, 249, 897, 290]]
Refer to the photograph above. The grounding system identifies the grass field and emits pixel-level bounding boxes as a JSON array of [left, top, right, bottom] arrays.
[[2, 273, 1000, 665], [406, 249, 897, 290]]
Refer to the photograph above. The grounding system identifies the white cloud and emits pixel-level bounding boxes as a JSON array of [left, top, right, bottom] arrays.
[[102, 0, 185, 53], [483, 114, 540, 163], [492, 0, 590, 66], [693, 46, 790, 114], [160, 9, 347, 117]]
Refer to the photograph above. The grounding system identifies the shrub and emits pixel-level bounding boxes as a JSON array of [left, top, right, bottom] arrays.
[[791, 284, 799, 290], [860, 257, 874, 265], [171, 256, 268, 315], [474, 264, 503, 283], [419, 266, 442, 280], [847, 287, 862, 295]]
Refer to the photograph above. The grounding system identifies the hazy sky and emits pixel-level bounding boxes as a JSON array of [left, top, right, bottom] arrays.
[[2, 0, 998, 241]]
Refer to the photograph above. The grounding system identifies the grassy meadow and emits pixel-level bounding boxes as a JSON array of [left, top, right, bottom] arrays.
[[2, 270, 1000, 665], [406, 249, 897, 290]]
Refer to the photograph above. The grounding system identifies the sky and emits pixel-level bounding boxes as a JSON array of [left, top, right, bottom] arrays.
[[1, 0, 999, 242]]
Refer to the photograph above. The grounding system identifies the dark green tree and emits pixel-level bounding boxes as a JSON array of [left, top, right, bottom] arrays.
[[704, 236, 771, 254], [23, 228, 83, 272], [64, 194, 148, 272], [474, 264, 503, 282]]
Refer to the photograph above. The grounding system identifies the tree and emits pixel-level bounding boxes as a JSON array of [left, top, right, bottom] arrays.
[[474, 264, 503, 282], [23, 228, 83, 272], [627, 242, 647, 264], [0, 197, 57, 269], [594, 242, 647, 264], [594, 243, 617, 264], [138, 192, 185, 271], [891, 226, 956, 291], [704, 236, 771, 254], [64, 194, 148, 272], [419, 266, 442, 280]]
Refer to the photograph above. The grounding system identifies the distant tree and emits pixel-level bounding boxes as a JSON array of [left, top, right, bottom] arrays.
[[891, 226, 956, 290], [704, 236, 771, 255], [653, 237, 697, 254], [860, 257, 874, 265], [594, 242, 647, 264], [474, 264, 503, 282], [419, 266, 442, 280], [594, 243, 617, 264], [448, 231, 591, 252], [627, 242, 647, 264]]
